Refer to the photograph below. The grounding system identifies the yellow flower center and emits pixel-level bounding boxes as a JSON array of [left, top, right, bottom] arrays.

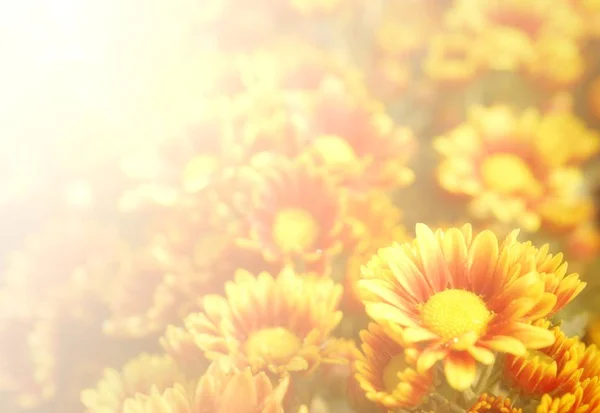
[[421, 289, 491, 342], [382, 354, 408, 393], [481, 153, 539, 195], [312, 135, 358, 166], [244, 327, 302, 363], [183, 155, 219, 192], [272, 208, 320, 252]]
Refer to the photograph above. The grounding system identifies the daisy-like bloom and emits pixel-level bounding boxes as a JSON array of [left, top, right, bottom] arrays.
[[536, 376, 600, 413], [301, 78, 416, 192], [359, 224, 586, 390], [184, 268, 344, 375], [423, 31, 484, 86], [434, 105, 599, 232], [505, 321, 583, 396], [467, 394, 522, 413], [343, 192, 410, 312], [122, 361, 289, 413], [81, 353, 188, 413], [354, 323, 434, 409], [237, 157, 347, 263], [446, 0, 584, 82]]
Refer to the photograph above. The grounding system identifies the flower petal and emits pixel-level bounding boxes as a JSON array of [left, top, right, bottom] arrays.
[[444, 352, 477, 391], [416, 223, 451, 292]]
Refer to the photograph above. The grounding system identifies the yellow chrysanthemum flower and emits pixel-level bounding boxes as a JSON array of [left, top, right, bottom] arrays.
[[354, 323, 434, 409], [237, 158, 347, 263], [446, 0, 584, 85], [467, 393, 522, 413], [359, 224, 585, 390], [434, 105, 598, 232], [300, 79, 416, 192], [505, 321, 583, 396], [81, 353, 187, 413], [184, 268, 344, 375], [122, 361, 289, 413]]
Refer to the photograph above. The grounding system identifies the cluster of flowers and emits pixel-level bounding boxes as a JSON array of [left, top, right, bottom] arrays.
[[2, 1, 600, 413]]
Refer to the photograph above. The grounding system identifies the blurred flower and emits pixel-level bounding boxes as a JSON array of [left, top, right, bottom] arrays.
[[505, 321, 583, 396], [237, 158, 347, 263], [354, 323, 434, 409], [123, 361, 289, 413], [467, 394, 521, 413], [302, 78, 416, 192], [103, 199, 281, 338], [81, 353, 187, 413], [446, 0, 584, 83], [527, 35, 585, 88], [434, 105, 598, 232], [360, 224, 585, 390], [184, 268, 344, 375]]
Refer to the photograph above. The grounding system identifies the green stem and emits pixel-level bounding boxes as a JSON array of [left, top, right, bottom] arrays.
[[430, 392, 466, 413]]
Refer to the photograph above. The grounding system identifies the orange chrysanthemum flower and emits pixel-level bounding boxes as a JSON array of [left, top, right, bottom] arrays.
[[505, 321, 583, 396], [302, 79, 416, 192], [354, 323, 434, 410], [434, 105, 599, 232], [467, 394, 522, 413], [536, 376, 600, 413], [237, 158, 347, 263], [359, 224, 585, 390], [119, 103, 236, 201], [446, 0, 584, 86], [81, 353, 188, 413], [123, 361, 289, 413], [184, 268, 344, 375]]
